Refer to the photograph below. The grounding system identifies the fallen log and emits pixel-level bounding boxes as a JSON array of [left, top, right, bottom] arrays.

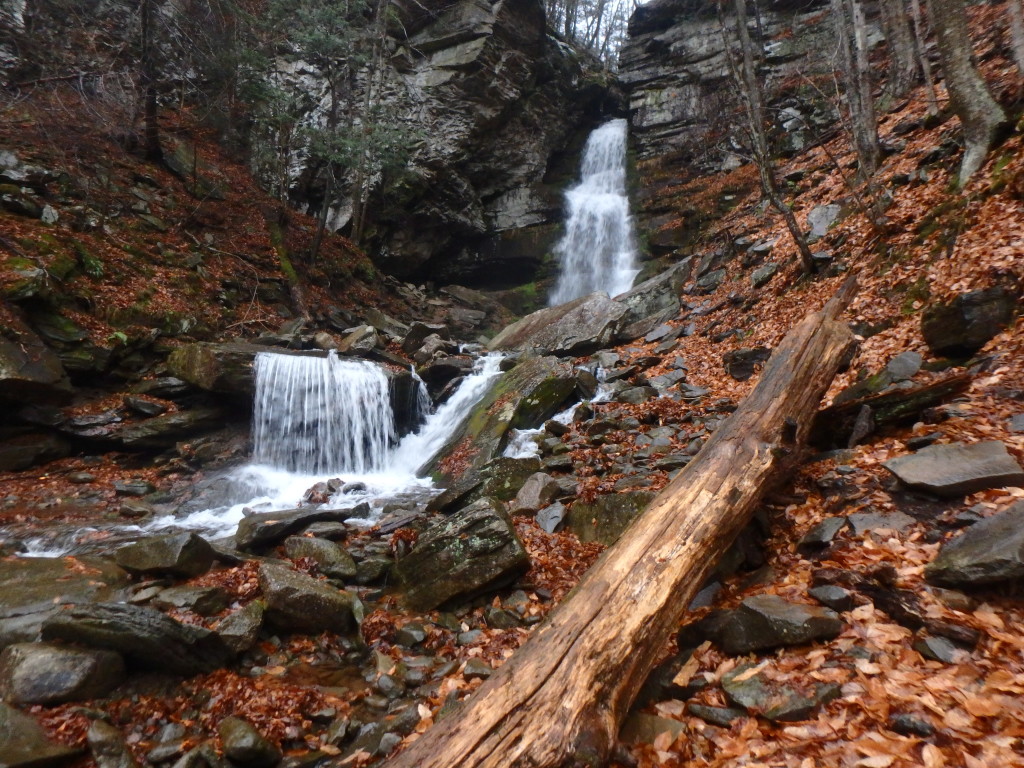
[[386, 279, 858, 768]]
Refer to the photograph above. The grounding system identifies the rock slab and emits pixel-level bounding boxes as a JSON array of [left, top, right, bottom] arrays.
[[925, 501, 1024, 587], [487, 293, 628, 356], [883, 441, 1024, 497], [394, 498, 529, 611], [718, 595, 843, 655]]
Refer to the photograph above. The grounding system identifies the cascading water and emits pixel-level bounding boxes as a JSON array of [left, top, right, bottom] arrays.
[[548, 118, 639, 306], [252, 352, 394, 474]]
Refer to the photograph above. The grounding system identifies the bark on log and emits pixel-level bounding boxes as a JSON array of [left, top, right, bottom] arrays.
[[385, 280, 858, 768]]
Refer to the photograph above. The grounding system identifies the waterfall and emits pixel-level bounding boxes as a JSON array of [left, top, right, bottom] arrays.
[[549, 118, 639, 306], [252, 352, 394, 474]]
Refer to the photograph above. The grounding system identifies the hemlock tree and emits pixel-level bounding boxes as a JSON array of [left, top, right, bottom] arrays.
[[928, 0, 1007, 186]]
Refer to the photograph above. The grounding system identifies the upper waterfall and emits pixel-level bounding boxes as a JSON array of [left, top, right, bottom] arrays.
[[549, 118, 639, 306]]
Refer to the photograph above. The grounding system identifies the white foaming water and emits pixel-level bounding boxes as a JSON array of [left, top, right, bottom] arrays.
[[503, 378, 614, 460], [148, 352, 506, 539], [549, 118, 639, 306], [253, 352, 394, 474]]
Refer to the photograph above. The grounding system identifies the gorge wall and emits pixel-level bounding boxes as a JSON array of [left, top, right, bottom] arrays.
[[281, 0, 624, 289]]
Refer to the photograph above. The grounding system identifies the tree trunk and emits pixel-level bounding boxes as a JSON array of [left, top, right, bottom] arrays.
[[831, 0, 880, 176], [1007, 0, 1024, 73], [385, 280, 858, 768], [909, 0, 941, 116], [928, 0, 1007, 186], [728, 0, 817, 273], [879, 0, 919, 104], [140, 0, 163, 163]]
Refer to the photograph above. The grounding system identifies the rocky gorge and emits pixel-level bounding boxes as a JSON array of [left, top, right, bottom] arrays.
[[1, 0, 1024, 766]]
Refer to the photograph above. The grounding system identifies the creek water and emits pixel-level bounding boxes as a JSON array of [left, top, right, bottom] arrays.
[[548, 118, 639, 306]]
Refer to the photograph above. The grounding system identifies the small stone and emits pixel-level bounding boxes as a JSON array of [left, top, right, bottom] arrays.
[[113, 479, 155, 497], [376, 674, 404, 699], [686, 704, 746, 727], [846, 510, 915, 536], [913, 635, 961, 663], [536, 502, 566, 534], [152, 586, 229, 616], [457, 630, 483, 645], [798, 517, 847, 550], [218, 716, 282, 768], [216, 602, 264, 653], [905, 432, 944, 450], [750, 263, 779, 289], [463, 659, 492, 679], [284, 536, 358, 580], [1008, 414, 1024, 433], [884, 351, 922, 381], [88, 720, 140, 768], [808, 585, 856, 612], [889, 714, 935, 738]]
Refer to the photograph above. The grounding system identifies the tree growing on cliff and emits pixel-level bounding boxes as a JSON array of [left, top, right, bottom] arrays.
[[928, 0, 1008, 186], [724, 0, 817, 274]]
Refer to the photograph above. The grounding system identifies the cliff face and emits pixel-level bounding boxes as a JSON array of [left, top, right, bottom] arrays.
[[283, 0, 622, 288], [620, 0, 833, 168]]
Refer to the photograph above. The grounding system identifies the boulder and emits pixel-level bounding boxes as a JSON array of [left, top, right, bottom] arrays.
[[218, 717, 282, 768], [401, 322, 450, 354], [283, 536, 358, 580], [0, 701, 81, 768], [41, 603, 231, 675], [215, 602, 265, 654], [423, 356, 575, 487], [394, 498, 529, 611], [114, 533, 215, 578], [337, 325, 379, 354], [613, 260, 691, 328], [566, 491, 656, 545], [258, 564, 355, 634], [925, 501, 1024, 587], [509, 473, 561, 516], [806, 203, 842, 239], [883, 441, 1024, 497], [166, 342, 268, 395], [751, 263, 779, 288], [487, 293, 628, 356], [716, 595, 843, 655], [0, 431, 71, 472], [0, 643, 124, 705], [481, 457, 543, 501], [921, 286, 1016, 357], [235, 506, 368, 551], [0, 310, 71, 405]]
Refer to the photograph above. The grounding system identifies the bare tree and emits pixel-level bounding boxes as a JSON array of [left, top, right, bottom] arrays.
[[909, 0, 940, 116], [831, 0, 879, 176], [878, 0, 919, 104], [928, 0, 1007, 186], [140, 0, 164, 162], [728, 0, 817, 274], [1007, 0, 1024, 73]]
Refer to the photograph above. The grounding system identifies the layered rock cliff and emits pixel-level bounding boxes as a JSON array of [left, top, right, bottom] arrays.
[[283, 0, 623, 288]]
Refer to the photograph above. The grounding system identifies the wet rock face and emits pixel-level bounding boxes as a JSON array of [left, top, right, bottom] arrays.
[[394, 498, 529, 611]]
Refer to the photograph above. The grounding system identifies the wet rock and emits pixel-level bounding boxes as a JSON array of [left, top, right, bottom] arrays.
[[481, 457, 543, 501], [153, 586, 229, 617], [218, 717, 281, 768], [883, 441, 1024, 497], [0, 430, 71, 472], [488, 293, 628, 356], [723, 347, 771, 381], [717, 595, 843, 655], [284, 537, 358, 580], [0, 310, 71, 405], [166, 342, 270, 395], [115, 533, 215, 578], [925, 501, 1024, 587], [0, 700, 80, 766], [722, 664, 841, 722], [41, 603, 231, 675], [566, 491, 656, 545], [395, 622, 427, 648], [401, 323, 449, 355], [215, 602, 264, 654], [235, 506, 368, 551], [921, 286, 1017, 357], [115, 407, 225, 450], [0, 643, 124, 705], [258, 564, 355, 635], [113, 479, 155, 497], [355, 556, 393, 585], [0, 556, 129, 627], [394, 498, 529, 611], [423, 356, 574, 487], [614, 260, 691, 329], [338, 325, 379, 355], [88, 720, 140, 768], [123, 395, 168, 417], [508, 472, 561, 516]]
